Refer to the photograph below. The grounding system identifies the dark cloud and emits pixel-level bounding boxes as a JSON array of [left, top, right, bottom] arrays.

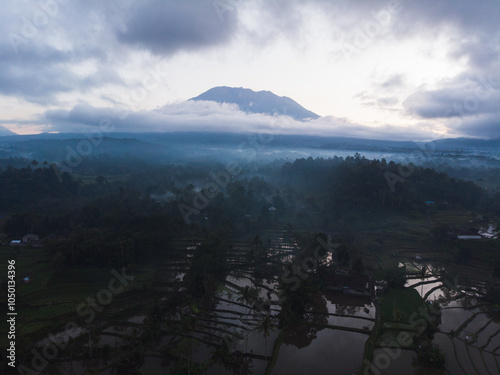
[[116, 0, 238, 55], [0, 1, 239, 104], [403, 75, 500, 119], [0, 44, 75, 103], [0, 43, 123, 104], [453, 114, 500, 139], [0, 1, 235, 106], [402, 74, 500, 139], [396, 2, 500, 87]]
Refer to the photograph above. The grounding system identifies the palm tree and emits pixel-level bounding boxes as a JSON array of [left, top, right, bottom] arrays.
[[175, 338, 199, 375], [239, 356, 254, 375], [420, 264, 427, 297], [237, 286, 259, 352], [254, 314, 277, 358], [237, 286, 258, 308]]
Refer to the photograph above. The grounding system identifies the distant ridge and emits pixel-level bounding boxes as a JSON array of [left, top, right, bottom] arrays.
[[0, 126, 16, 136], [190, 86, 320, 121]]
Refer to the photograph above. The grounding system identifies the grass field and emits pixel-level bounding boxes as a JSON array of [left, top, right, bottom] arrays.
[[432, 209, 480, 227], [0, 245, 154, 347]]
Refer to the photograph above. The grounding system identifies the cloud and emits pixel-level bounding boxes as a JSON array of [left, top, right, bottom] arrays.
[[43, 101, 281, 133], [0, 1, 239, 106], [402, 74, 500, 139], [0, 44, 124, 104], [448, 114, 500, 139], [1, 0, 500, 139], [0, 4, 123, 105], [354, 73, 404, 110], [403, 75, 500, 119], [116, 0, 238, 55], [39, 101, 436, 141], [379, 74, 405, 90], [0, 44, 75, 103]]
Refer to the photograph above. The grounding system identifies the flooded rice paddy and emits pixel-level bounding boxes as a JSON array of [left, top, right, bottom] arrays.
[[37, 229, 500, 374]]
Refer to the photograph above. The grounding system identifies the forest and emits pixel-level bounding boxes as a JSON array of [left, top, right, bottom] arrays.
[[1, 153, 500, 374]]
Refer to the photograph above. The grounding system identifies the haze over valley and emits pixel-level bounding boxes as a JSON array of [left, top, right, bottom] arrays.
[[1, 1, 500, 375]]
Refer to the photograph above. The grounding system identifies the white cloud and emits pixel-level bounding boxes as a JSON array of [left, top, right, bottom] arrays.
[[1, 0, 500, 139], [39, 100, 437, 140]]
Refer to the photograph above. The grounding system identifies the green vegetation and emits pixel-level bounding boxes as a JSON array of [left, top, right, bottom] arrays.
[[0, 154, 499, 373], [379, 288, 425, 324]]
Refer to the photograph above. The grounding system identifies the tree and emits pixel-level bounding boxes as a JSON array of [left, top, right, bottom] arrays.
[[185, 234, 228, 297], [95, 175, 107, 185], [173, 338, 200, 375], [352, 258, 364, 273], [386, 267, 406, 289], [237, 285, 259, 352], [237, 286, 259, 312], [51, 252, 67, 275], [337, 246, 350, 267], [417, 343, 445, 368], [254, 313, 277, 357]]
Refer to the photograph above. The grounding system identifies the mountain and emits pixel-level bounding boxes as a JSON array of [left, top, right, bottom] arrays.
[[0, 126, 16, 136], [190, 86, 320, 121]]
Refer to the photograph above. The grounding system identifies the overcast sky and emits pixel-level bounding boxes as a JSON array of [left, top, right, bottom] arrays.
[[1, 0, 499, 140]]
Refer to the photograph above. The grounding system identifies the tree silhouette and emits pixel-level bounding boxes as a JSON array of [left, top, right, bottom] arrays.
[[254, 313, 277, 357], [237, 285, 259, 352]]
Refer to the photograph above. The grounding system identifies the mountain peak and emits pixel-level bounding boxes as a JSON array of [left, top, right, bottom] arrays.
[[190, 86, 320, 121], [0, 126, 16, 136]]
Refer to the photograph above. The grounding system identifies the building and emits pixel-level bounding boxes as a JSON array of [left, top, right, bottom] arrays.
[[342, 275, 372, 297], [375, 280, 388, 293], [479, 232, 498, 239], [325, 272, 372, 297], [478, 225, 498, 239], [454, 227, 483, 240], [22, 234, 40, 243], [457, 235, 481, 240], [335, 269, 349, 276]]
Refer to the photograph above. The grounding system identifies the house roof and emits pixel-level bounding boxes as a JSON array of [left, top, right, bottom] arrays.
[[324, 272, 370, 289], [457, 235, 481, 240]]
